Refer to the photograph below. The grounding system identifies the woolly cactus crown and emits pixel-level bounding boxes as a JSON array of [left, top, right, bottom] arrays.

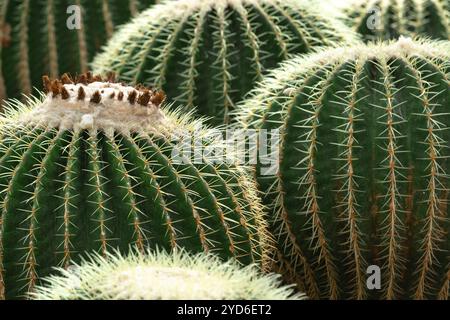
[[344, 0, 450, 42], [0, 0, 159, 102], [93, 0, 359, 124], [31, 249, 304, 300], [237, 38, 450, 300], [0, 74, 270, 299]]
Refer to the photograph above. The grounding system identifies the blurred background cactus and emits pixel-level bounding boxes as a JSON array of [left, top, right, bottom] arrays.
[[32, 249, 303, 300], [0, 74, 270, 299], [93, 0, 359, 125], [0, 0, 160, 102], [343, 0, 450, 42], [237, 38, 450, 300]]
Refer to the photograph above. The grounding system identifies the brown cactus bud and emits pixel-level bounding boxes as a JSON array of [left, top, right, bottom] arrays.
[[128, 90, 137, 104], [61, 87, 70, 100], [138, 90, 151, 106], [86, 72, 93, 83], [78, 86, 86, 100], [42, 76, 51, 93], [93, 74, 103, 82], [77, 74, 88, 85], [51, 80, 61, 97], [150, 91, 166, 107], [90, 91, 102, 104], [61, 73, 73, 85]]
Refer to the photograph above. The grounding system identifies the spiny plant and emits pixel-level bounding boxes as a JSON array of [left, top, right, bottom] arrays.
[[343, 0, 450, 42], [0, 73, 270, 300], [0, 0, 160, 102], [236, 38, 450, 300], [31, 249, 304, 300], [92, 0, 359, 125]]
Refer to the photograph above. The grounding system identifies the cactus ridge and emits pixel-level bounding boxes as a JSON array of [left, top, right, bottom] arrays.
[[92, 0, 359, 125], [31, 249, 304, 300], [344, 0, 450, 42], [0, 76, 271, 299], [236, 38, 450, 300], [0, 0, 160, 102]]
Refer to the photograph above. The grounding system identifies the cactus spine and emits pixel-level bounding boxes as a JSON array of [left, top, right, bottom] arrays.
[[237, 38, 450, 300], [0, 0, 160, 102], [344, 0, 450, 42], [93, 0, 358, 125], [32, 249, 303, 300], [0, 74, 270, 299]]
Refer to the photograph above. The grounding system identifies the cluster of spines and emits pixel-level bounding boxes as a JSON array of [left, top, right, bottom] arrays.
[[93, 0, 358, 124], [31, 249, 303, 300], [344, 0, 450, 41], [236, 39, 450, 300], [41, 72, 166, 107]]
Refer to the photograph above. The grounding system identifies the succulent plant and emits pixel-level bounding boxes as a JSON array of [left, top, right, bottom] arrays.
[[236, 38, 450, 300], [0, 0, 160, 102], [343, 0, 450, 42], [0, 73, 270, 300], [92, 0, 359, 125], [31, 249, 303, 300]]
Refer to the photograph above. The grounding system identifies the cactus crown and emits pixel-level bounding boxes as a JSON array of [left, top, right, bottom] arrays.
[[344, 0, 450, 42], [12, 73, 168, 133], [31, 249, 304, 300], [237, 38, 450, 300], [93, 0, 359, 125]]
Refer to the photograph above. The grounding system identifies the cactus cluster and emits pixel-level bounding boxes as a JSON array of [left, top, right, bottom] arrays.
[[237, 38, 450, 300], [0, 0, 159, 102], [31, 249, 304, 300], [344, 0, 450, 42], [0, 74, 270, 300], [0, 0, 448, 302], [93, 0, 358, 125]]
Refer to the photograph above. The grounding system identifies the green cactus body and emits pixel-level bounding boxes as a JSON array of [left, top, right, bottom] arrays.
[[0, 74, 270, 300], [0, 0, 160, 102], [237, 38, 450, 300], [92, 0, 358, 125], [344, 0, 450, 42], [31, 249, 304, 300]]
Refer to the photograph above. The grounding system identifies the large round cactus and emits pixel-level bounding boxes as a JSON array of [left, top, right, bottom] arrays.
[[0, 0, 159, 102], [0, 73, 270, 300], [237, 38, 450, 300], [92, 0, 358, 125], [32, 249, 303, 300], [343, 0, 450, 42]]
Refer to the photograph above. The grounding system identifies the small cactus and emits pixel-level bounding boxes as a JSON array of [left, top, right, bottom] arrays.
[[31, 249, 304, 300], [92, 0, 358, 125], [0, 0, 160, 102], [343, 0, 450, 42], [0, 73, 270, 299], [237, 38, 450, 300]]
